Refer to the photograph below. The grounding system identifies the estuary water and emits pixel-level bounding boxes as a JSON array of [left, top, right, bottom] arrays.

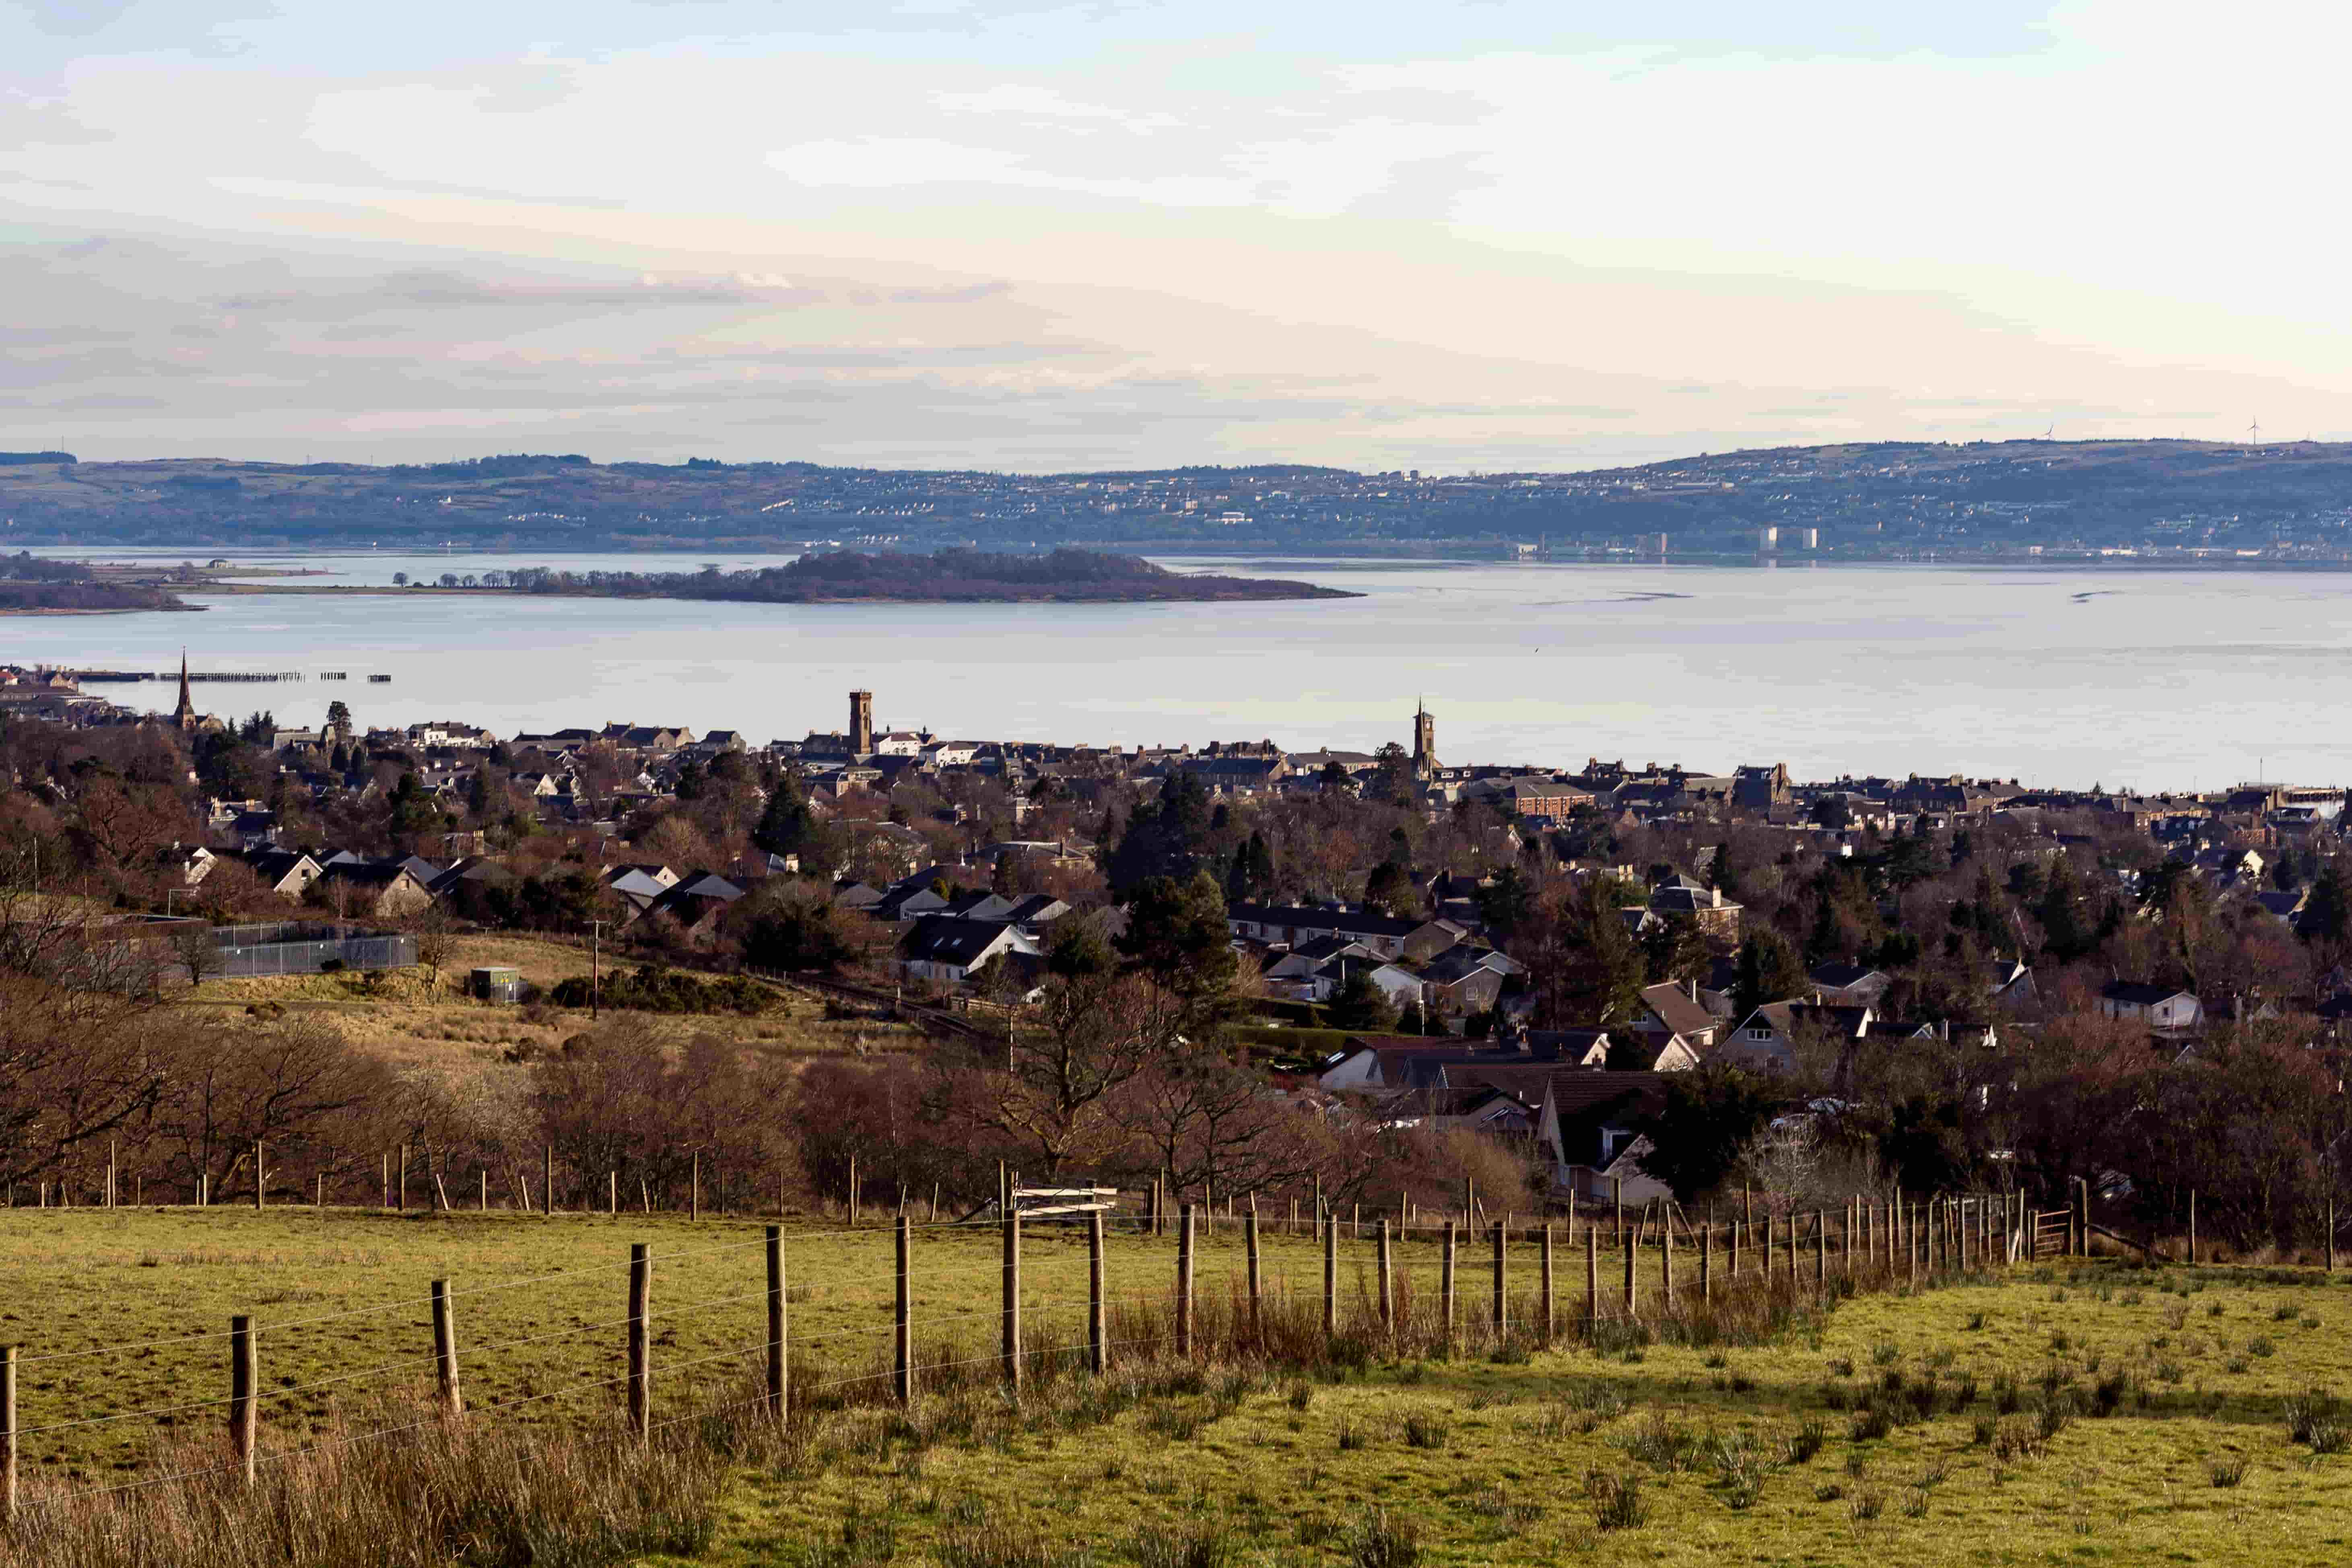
[[9, 551, 2351, 792]]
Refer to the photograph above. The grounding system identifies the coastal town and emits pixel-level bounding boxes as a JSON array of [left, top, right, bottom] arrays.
[[4, 655, 2346, 1212]]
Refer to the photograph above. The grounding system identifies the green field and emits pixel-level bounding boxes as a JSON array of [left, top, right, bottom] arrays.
[[682, 1264, 2352, 1567], [0, 1206, 1516, 1480], [11, 1209, 2352, 1564]]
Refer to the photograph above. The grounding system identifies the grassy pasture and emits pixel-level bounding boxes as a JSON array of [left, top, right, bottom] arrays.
[[0, 1207, 1495, 1481], [15, 1207, 2352, 1564], [177, 933, 923, 1071], [678, 1261, 2352, 1568]]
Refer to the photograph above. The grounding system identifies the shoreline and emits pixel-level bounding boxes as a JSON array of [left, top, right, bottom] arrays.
[[192, 583, 1363, 605]]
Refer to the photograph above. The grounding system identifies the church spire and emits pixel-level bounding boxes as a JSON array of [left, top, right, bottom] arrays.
[[173, 648, 197, 730]]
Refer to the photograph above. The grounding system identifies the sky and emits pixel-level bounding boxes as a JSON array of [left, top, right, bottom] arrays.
[[4, 0, 2350, 472]]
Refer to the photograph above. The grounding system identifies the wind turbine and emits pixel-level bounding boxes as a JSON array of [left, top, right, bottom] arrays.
[[2249, 418, 2262, 448]]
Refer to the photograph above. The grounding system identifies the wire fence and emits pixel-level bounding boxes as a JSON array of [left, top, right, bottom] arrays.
[[0, 1193, 2016, 1518]]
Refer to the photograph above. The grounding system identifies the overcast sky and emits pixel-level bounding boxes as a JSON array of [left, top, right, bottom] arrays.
[[4, 0, 2347, 471]]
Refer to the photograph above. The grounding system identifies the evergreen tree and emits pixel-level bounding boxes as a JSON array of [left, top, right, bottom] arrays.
[[1107, 772, 1212, 893], [1324, 966, 1395, 1033], [1363, 860, 1414, 918], [754, 770, 816, 860], [1554, 880, 1649, 1027], [2037, 854, 2089, 962], [1118, 870, 1239, 1012], [1731, 929, 1807, 1020], [2302, 861, 2352, 951]]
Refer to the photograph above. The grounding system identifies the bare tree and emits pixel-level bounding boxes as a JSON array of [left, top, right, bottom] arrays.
[[413, 905, 458, 993], [170, 920, 222, 989]]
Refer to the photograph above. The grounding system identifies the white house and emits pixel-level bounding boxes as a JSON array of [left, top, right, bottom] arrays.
[[2097, 983, 2202, 1031], [897, 916, 1041, 986]]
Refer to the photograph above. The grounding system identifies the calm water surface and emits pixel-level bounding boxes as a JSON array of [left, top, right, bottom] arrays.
[[10, 552, 2349, 792]]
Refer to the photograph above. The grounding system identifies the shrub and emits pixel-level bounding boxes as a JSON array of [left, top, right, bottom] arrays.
[[1130, 1522, 1235, 1568], [1586, 1472, 1648, 1531], [1847, 1489, 1885, 1521], [1402, 1411, 1450, 1451], [2288, 1392, 2344, 1447], [1783, 1418, 1826, 1465], [2209, 1458, 2247, 1488], [1344, 1508, 1420, 1568]]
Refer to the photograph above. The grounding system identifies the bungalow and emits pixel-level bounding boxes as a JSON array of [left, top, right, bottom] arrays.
[[316, 861, 434, 919], [897, 916, 1042, 986], [1370, 1082, 1542, 1137], [1721, 1001, 1876, 1074], [1538, 1070, 1674, 1203], [1263, 934, 1379, 988], [1807, 962, 1892, 1007], [230, 848, 324, 899], [1417, 946, 1523, 1016], [2096, 983, 2202, 1031], [1313, 956, 1422, 1010], [640, 872, 747, 942], [1227, 903, 1462, 964], [1315, 1036, 1561, 1094]]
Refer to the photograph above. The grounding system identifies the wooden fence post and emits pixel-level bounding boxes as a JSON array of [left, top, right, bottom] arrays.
[[1585, 1225, 1599, 1330], [1540, 1221, 1556, 1339], [397, 1144, 406, 1213], [850, 1154, 860, 1226], [2, 1343, 16, 1525], [1730, 1218, 1742, 1278], [1377, 1218, 1395, 1332], [1177, 1204, 1196, 1359], [1245, 1206, 1264, 1341], [229, 1315, 257, 1486], [1491, 1220, 1507, 1337], [608, 1171, 616, 1216], [627, 1245, 651, 1444], [1700, 1223, 1713, 1301], [1322, 1208, 1338, 1339], [431, 1279, 462, 1417], [2188, 1189, 2197, 1265], [1440, 1221, 1457, 1350], [1660, 1218, 1674, 1306], [1815, 1210, 1828, 1289], [1613, 1177, 1623, 1249], [769, 1225, 789, 1418], [543, 1146, 554, 1216], [896, 1213, 914, 1403], [1088, 1210, 1107, 1375], [2329, 1199, 2337, 1274], [1622, 1226, 1638, 1319], [1001, 1209, 1022, 1388]]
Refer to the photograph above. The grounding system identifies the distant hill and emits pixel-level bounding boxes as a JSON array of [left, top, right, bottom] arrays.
[[5, 439, 2349, 558]]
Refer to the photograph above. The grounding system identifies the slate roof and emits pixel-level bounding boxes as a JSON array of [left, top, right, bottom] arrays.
[[1638, 981, 1716, 1039], [900, 916, 1031, 966]]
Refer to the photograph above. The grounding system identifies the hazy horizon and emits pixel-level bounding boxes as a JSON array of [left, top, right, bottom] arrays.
[[8, 1, 2350, 474]]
